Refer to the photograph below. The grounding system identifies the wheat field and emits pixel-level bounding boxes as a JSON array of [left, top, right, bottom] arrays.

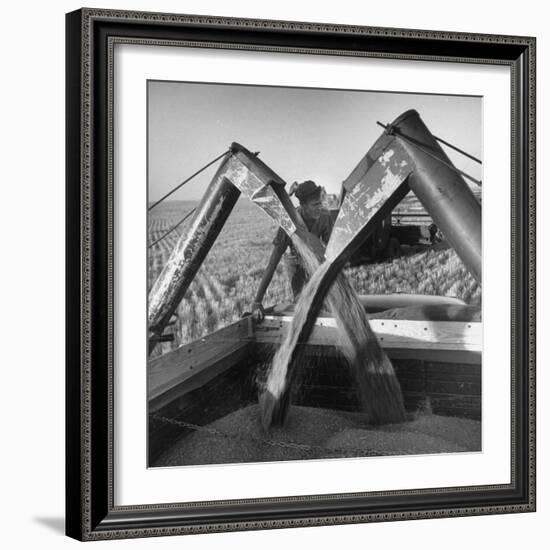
[[148, 199, 480, 357]]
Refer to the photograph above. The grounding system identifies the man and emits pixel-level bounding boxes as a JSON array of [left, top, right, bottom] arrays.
[[273, 180, 334, 299], [251, 180, 334, 320]]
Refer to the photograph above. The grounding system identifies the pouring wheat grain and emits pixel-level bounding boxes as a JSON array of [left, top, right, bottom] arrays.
[[259, 230, 406, 431]]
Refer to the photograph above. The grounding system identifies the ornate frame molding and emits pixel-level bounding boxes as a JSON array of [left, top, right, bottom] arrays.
[[66, 8, 536, 541]]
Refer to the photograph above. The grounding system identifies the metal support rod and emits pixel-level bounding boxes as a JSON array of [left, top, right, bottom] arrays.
[[148, 207, 196, 249], [253, 243, 287, 306], [376, 121, 482, 186], [148, 150, 230, 211], [432, 133, 482, 165]]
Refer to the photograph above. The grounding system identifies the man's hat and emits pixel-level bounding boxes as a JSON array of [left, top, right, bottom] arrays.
[[290, 180, 322, 201]]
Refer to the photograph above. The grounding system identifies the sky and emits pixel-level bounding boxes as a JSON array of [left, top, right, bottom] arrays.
[[148, 81, 482, 202]]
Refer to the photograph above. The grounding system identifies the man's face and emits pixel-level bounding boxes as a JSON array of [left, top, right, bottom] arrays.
[[302, 195, 323, 220]]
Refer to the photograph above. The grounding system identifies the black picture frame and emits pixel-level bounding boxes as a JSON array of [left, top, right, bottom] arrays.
[[65, 7, 536, 541]]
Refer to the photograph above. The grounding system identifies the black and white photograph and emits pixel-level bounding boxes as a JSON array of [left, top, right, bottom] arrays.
[[1, 0, 545, 544], [57, 2, 537, 544], [147, 81, 483, 468]]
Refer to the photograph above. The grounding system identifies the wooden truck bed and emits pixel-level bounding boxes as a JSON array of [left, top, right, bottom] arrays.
[[148, 305, 481, 465]]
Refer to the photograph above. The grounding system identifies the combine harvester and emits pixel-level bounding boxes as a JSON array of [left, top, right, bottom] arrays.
[[147, 110, 482, 466]]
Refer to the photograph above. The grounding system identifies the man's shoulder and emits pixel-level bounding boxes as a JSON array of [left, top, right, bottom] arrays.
[[319, 208, 334, 226]]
